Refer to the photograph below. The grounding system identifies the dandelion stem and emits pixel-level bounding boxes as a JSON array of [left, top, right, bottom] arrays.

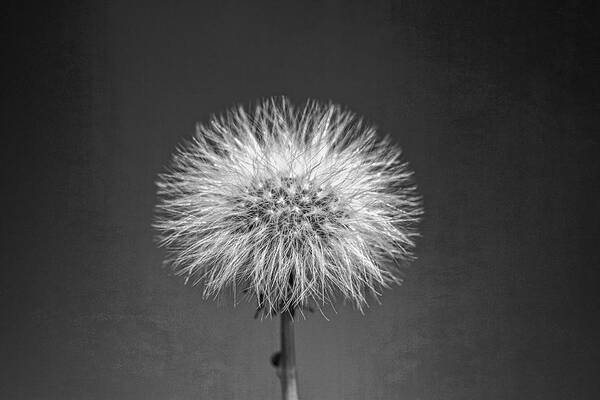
[[279, 308, 299, 400]]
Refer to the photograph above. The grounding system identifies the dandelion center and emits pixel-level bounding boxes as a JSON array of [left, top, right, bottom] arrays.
[[238, 176, 345, 237]]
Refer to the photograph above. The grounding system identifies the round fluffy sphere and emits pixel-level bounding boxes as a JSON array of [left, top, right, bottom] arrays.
[[154, 97, 422, 315]]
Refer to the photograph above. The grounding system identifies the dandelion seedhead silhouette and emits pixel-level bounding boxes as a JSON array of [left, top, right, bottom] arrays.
[[154, 97, 422, 315]]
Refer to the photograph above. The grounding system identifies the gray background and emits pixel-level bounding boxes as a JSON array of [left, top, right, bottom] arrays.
[[2, 1, 598, 399]]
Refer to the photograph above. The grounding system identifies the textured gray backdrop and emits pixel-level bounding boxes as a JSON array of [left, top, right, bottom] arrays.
[[2, 1, 598, 399]]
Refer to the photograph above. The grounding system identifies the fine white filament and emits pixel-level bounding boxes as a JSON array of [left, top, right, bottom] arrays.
[[154, 97, 422, 315]]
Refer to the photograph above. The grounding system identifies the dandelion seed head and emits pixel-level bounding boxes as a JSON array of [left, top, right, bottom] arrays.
[[154, 97, 423, 315]]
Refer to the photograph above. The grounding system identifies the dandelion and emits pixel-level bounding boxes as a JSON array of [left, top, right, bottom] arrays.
[[153, 97, 422, 399]]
